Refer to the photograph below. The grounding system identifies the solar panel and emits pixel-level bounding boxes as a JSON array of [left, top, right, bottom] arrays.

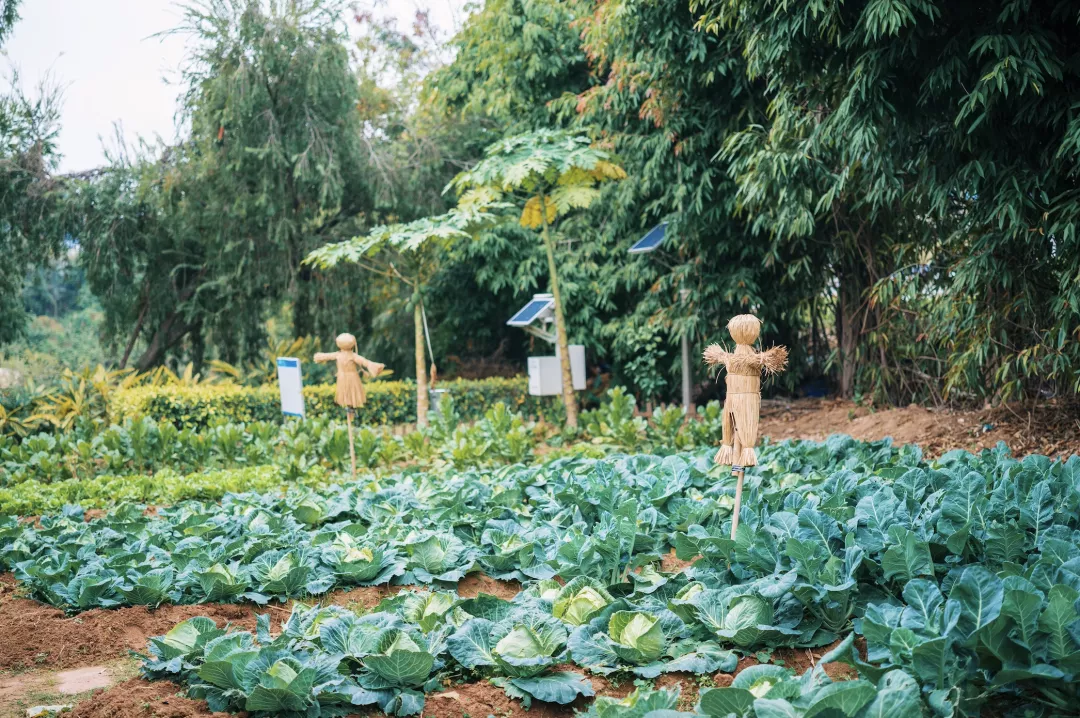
[[507, 297, 554, 326], [628, 222, 668, 254]]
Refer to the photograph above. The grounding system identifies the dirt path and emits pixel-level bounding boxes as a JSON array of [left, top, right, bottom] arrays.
[[0, 660, 137, 718], [759, 397, 1079, 459]]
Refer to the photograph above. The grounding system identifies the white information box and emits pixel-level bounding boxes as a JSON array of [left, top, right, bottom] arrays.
[[527, 345, 585, 396], [276, 357, 306, 418]]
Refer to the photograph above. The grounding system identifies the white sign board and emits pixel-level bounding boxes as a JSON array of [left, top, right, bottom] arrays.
[[276, 357, 305, 418]]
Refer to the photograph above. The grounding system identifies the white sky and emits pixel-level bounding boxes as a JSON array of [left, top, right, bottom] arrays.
[[3, 0, 468, 173]]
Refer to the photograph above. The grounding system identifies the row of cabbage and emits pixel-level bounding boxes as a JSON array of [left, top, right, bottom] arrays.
[[140, 587, 909, 718], [1, 437, 896, 610], [5, 436, 1080, 715]]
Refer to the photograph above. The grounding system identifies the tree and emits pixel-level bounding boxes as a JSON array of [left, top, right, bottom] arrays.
[[431, 0, 811, 407], [429, 0, 589, 131], [0, 0, 19, 46], [0, 69, 66, 345], [692, 0, 1080, 402], [305, 206, 496, 427], [77, 0, 376, 370], [570, 0, 810, 400], [449, 129, 626, 427]]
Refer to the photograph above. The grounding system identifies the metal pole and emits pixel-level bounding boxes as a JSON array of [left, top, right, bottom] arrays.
[[681, 331, 692, 413], [679, 288, 692, 415]]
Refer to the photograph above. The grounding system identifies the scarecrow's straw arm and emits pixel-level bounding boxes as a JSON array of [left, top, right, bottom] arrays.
[[703, 344, 731, 369], [757, 346, 789, 375]]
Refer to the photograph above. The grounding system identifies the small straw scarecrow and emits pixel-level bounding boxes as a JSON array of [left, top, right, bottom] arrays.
[[703, 315, 788, 539], [314, 333, 385, 480]]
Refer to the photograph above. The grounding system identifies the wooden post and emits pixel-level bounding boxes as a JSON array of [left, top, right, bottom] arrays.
[[730, 465, 745, 540], [346, 407, 357, 481]]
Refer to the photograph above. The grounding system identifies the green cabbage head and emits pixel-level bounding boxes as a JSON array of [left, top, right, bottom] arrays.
[[607, 611, 664, 664], [553, 577, 614, 626]]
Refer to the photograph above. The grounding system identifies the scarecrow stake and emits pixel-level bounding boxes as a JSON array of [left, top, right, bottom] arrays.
[[314, 333, 385, 480], [703, 315, 788, 540]]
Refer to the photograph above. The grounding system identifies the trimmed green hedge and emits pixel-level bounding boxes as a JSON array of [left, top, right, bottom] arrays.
[[111, 377, 559, 430]]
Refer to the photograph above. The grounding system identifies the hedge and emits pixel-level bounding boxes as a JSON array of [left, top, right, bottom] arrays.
[[110, 377, 560, 430]]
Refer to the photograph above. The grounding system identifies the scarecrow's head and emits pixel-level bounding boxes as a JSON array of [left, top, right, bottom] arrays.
[[727, 315, 760, 345], [335, 333, 357, 351]]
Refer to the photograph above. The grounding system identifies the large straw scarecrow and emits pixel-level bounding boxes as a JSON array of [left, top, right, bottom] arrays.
[[314, 333, 385, 480], [704, 315, 788, 538]]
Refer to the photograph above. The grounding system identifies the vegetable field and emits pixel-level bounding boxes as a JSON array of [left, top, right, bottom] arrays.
[[3, 435, 1080, 717]]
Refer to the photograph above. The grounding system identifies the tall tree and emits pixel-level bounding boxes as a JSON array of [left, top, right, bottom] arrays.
[[0, 0, 19, 45], [0, 35, 67, 345], [78, 0, 376, 370], [571, 0, 810, 399], [429, 0, 589, 131], [693, 0, 1080, 402]]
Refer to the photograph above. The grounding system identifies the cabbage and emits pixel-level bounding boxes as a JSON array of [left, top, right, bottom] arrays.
[[607, 611, 665, 664], [553, 577, 614, 626]]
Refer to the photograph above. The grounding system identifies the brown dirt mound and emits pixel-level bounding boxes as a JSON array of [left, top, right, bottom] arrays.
[[320, 584, 410, 611], [321, 574, 521, 611], [67, 678, 227, 718], [0, 576, 261, 672], [0, 572, 523, 674], [457, 573, 521, 600], [660, 549, 695, 573], [421, 680, 582, 718], [760, 397, 1079, 459]]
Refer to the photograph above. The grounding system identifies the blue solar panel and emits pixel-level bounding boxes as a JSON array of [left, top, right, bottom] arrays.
[[507, 298, 554, 326], [628, 223, 668, 253]]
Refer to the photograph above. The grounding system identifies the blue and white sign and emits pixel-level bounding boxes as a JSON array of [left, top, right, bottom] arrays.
[[276, 357, 305, 418]]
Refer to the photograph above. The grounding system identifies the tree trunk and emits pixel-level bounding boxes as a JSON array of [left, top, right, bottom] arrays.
[[119, 292, 150, 369], [836, 274, 861, 399], [135, 311, 193, 372], [540, 202, 578, 428], [414, 297, 429, 428], [293, 263, 313, 339]]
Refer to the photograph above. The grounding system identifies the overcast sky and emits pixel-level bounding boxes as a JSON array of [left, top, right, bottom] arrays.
[[3, 0, 467, 173]]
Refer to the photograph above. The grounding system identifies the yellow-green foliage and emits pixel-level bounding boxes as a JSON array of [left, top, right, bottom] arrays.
[[0, 464, 330, 516], [110, 377, 557, 430]]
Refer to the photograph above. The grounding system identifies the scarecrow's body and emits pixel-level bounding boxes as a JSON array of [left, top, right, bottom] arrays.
[[704, 316, 788, 467], [314, 334, 384, 408]]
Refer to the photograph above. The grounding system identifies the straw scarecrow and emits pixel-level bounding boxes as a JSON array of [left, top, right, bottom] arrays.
[[314, 333, 385, 480], [704, 315, 788, 539]]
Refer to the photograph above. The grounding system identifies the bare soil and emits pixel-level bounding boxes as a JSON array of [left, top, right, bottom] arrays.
[[67, 679, 228, 718], [0, 660, 138, 718], [759, 397, 1079, 459], [0, 576, 261, 673], [0, 572, 524, 674]]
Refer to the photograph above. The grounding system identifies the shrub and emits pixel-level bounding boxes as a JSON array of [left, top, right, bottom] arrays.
[[110, 377, 559, 430]]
